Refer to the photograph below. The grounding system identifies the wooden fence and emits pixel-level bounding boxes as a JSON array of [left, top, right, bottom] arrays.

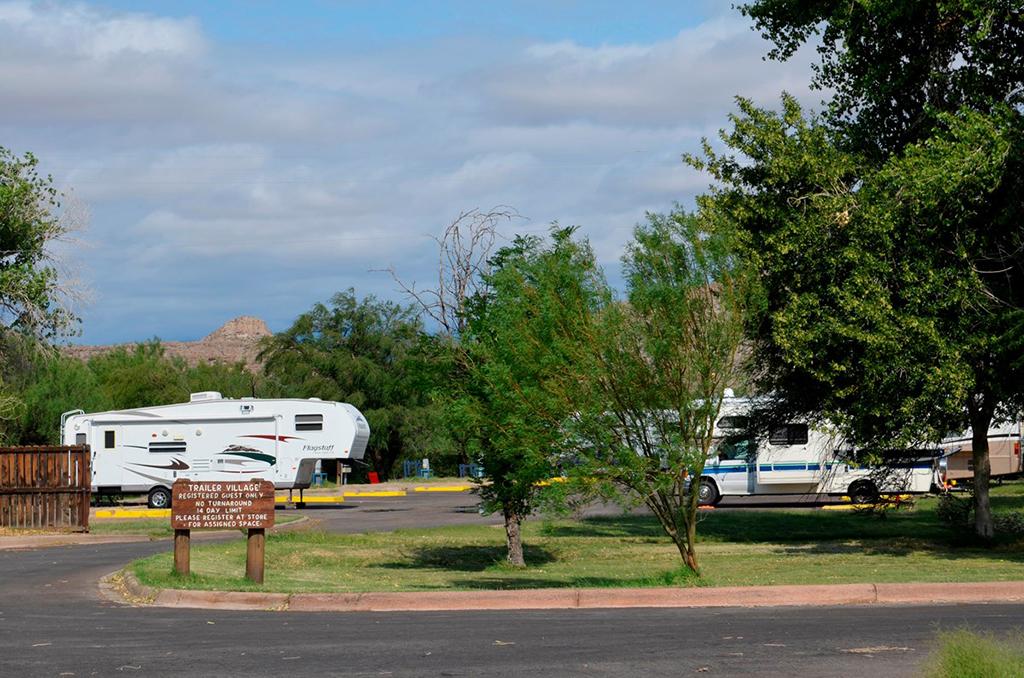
[[0, 446, 91, 531]]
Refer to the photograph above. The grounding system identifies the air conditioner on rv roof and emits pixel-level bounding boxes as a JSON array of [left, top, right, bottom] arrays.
[[190, 391, 223, 402]]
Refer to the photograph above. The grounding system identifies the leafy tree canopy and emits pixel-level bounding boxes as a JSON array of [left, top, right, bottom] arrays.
[[696, 95, 1024, 442], [741, 0, 1024, 158], [0, 147, 77, 341], [259, 289, 431, 479]]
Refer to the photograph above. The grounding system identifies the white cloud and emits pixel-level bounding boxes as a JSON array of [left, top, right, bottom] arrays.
[[525, 40, 654, 68], [467, 16, 818, 127], [0, 3, 815, 342], [0, 1, 204, 60]]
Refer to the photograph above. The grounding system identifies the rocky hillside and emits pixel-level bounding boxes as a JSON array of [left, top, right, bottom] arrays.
[[64, 316, 272, 369]]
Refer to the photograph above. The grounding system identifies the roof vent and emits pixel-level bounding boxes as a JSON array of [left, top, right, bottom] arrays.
[[190, 391, 223, 402]]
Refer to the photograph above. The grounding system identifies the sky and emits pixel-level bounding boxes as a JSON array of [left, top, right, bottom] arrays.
[[0, 1, 817, 344]]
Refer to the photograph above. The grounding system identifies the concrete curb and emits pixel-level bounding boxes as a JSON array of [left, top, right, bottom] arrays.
[[110, 574, 1024, 613]]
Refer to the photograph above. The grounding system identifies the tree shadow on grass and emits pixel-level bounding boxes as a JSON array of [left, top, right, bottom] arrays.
[[541, 515, 666, 539], [381, 544, 556, 572], [991, 493, 1024, 511], [777, 537, 1024, 561], [543, 510, 948, 543]]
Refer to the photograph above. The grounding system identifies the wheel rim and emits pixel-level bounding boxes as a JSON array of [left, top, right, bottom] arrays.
[[699, 482, 712, 502], [151, 491, 169, 508]]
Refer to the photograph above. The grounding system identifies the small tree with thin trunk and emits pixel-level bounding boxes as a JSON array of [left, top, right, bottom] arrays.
[[457, 227, 605, 567], [559, 210, 753, 574]]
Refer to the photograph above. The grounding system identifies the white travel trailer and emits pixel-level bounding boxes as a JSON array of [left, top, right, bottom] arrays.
[[60, 392, 370, 508], [698, 398, 939, 505], [939, 420, 1024, 484]]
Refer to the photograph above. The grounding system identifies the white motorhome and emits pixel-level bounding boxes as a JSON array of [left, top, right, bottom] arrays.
[[60, 392, 370, 508], [698, 398, 939, 505]]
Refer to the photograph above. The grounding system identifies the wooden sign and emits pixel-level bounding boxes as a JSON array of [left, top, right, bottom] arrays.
[[170, 479, 275, 583], [171, 479, 275, 530]]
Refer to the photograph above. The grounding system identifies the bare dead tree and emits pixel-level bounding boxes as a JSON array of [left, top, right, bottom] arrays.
[[388, 206, 524, 337]]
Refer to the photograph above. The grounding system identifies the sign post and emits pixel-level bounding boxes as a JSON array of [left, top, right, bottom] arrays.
[[245, 528, 266, 583], [174, 529, 190, 575], [171, 479, 275, 583]]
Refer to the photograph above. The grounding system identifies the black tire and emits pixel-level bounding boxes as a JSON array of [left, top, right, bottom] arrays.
[[848, 480, 878, 505], [697, 478, 720, 506], [148, 486, 172, 509]]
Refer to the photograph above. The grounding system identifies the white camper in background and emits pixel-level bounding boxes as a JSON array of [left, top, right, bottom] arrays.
[[939, 421, 1024, 483], [61, 392, 370, 508], [698, 397, 939, 505]]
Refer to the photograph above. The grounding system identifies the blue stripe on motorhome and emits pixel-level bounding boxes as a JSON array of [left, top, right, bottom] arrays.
[[707, 465, 749, 474], [754, 462, 933, 472]]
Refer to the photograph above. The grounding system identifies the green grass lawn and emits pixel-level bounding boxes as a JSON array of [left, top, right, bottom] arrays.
[[131, 483, 1024, 593]]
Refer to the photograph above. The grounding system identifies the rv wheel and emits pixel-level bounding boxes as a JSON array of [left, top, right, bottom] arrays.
[[148, 487, 172, 509], [848, 481, 878, 505], [698, 478, 720, 506]]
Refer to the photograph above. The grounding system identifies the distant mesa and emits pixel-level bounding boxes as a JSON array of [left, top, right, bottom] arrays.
[[63, 316, 272, 370]]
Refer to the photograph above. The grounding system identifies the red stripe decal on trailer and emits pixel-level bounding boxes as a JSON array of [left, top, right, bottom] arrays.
[[241, 434, 304, 442]]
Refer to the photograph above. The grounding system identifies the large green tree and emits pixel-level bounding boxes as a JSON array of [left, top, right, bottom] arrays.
[[693, 0, 1024, 539], [0, 148, 78, 341], [259, 290, 432, 480], [0, 147, 83, 436], [741, 1, 1024, 159]]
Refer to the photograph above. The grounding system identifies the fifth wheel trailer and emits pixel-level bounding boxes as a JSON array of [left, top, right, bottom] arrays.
[[939, 420, 1024, 483], [60, 392, 370, 508]]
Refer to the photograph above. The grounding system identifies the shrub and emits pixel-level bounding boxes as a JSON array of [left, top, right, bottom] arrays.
[[936, 492, 973, 528], [994, 511, 1024, 537]]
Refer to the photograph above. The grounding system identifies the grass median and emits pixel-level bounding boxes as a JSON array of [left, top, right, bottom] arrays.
[[131, 483, 1024, 593]]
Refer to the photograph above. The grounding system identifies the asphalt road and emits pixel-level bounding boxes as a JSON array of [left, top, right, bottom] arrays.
[[1, 492, 1019, 677], [288, 489, 842, 535]]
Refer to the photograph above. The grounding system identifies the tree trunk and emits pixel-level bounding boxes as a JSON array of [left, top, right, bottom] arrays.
[[503, 506, 526, 567], [970, 411, 994, 540], [673, 526, 700, 574]]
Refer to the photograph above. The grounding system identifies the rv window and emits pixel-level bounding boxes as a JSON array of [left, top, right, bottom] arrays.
[[717, 438, 755, 461], [104, 430, 115, 449], [769, 424, 809, 446], [717, 416, 749, 430], [296, 414, 323, 431], [149, 441, 187, 455]]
